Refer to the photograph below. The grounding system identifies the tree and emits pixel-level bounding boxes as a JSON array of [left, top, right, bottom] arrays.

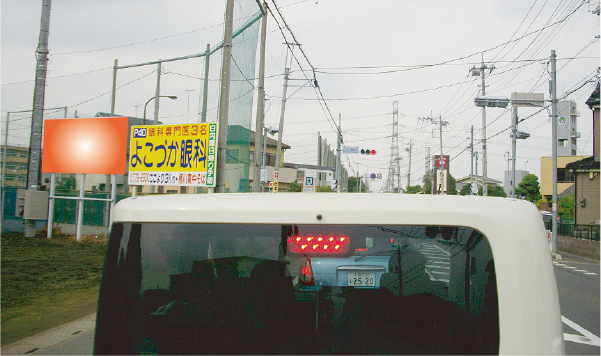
[[288, 180, 302, 192], [406, 185, 423, 194], [347, 176, 367, 193], [558, 193, 574, 220], [459, 184, 472, 196], [478, 185, 507, 197], [422, 169, 456, 194], [515, 174, 541, 203]]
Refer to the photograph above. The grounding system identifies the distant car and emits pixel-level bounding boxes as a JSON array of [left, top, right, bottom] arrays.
[[94, 193, 564, 355]]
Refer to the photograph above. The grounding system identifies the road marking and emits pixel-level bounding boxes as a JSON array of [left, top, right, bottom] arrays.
[[562, 316, 600, 347], [553, 262, 599, 276]]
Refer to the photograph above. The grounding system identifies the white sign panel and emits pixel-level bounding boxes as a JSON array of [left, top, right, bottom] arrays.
[[303, 170, 316, 193]]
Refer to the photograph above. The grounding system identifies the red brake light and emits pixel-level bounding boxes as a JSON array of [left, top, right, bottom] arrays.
[[288, 235, 350, 255], [299, 257, 314, 286]]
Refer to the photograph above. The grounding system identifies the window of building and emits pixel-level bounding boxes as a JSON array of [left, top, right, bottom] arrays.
[[5, 162, 17, 170], [557, 139, 568, 147], [18, 152, 28, 158], [7, 150, 17, 157], [557, 168, 574, 183], [17, 163, 28, 170]]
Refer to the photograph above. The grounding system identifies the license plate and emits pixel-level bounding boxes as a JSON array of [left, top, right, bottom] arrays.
[[347, 272, 375, 287]]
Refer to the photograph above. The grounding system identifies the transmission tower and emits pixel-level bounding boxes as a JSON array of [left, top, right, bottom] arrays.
[[387, 101, 401, 192]]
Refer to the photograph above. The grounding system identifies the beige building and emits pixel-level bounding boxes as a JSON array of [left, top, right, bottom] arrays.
[[539, 155, 587, 201], [1, 145, 30, 188]]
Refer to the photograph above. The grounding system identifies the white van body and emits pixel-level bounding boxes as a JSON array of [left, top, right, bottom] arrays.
[[97, 193, 564, 355]]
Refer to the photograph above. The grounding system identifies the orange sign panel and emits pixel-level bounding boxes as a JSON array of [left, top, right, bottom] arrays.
[[42, 117, 128, 174]]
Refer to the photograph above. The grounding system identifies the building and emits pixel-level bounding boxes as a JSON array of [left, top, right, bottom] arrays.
[[540, 155, 587, 201], [503, 169, 529, 196], [556, 100, 581, 156], [1, 145, 29, 188], [455, 175, 502, 194], [566, 83, 599, 227]]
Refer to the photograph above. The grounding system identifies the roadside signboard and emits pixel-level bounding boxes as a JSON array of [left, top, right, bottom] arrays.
[[303, 172, 316, 193], [42, 116, 128, 174], [128, 123, 218, 187]]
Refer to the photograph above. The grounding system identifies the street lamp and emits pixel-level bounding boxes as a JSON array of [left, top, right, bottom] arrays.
[[143, 95, 177, 125]]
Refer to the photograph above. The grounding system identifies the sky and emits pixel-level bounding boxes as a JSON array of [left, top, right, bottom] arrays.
[[2, 0, 600, 193]]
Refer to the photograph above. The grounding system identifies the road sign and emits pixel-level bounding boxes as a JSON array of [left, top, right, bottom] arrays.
[[303, 173, 316, 193], [377, 173, 382, 179], [343, 146, 359, 154], [370, 173, 376, 179]]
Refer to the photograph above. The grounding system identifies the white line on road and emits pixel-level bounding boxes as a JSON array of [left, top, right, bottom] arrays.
[[562, 316, 600, 347]]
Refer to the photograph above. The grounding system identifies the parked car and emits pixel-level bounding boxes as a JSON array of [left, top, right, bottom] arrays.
[[94, 193, 564, 355]]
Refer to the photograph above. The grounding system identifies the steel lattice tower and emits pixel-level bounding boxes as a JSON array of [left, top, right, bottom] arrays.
[[387, 101, 400, 192]]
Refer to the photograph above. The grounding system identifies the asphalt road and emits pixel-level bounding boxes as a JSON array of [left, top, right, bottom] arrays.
[[554, 252, 600, 355]]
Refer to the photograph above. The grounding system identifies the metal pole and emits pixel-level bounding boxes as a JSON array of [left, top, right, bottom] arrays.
[[262, 128, 268, 192], [1, 113, 10, 232], [406, 140, 412, 189], [336, 114, 341, 193], [110, 59, 118, 115], [470, 125, 474, 195], [76, 173, 85, 242], [481, 58, 488, 196], [154, 62, 161, 125], [215, 0, 235, 193], [274, 67, 290, 192], [253, 6, 267, 192], [550, 50, 559, 254], [47, 172, 55, 238], [511, 106, 518, 198], [109, 174, 116, 227], [201, 44, 210, 123]]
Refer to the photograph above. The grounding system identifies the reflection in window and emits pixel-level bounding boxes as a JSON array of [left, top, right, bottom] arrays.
[[95, 224, 498, 355]]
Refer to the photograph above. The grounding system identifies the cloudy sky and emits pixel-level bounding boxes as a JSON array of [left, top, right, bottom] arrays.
[[2, 0, 599, 192]]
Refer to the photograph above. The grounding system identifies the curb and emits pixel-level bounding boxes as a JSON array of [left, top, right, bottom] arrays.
[[2, 313, 96, 355]]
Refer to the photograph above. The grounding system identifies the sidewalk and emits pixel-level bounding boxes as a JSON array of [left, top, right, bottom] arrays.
[[2, 313, 96, 355]]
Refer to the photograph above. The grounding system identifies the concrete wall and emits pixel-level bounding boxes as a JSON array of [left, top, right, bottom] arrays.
[[558, 234, 600, 260]]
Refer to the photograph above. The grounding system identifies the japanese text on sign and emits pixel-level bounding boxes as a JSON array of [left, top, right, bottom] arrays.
[[128, 123, 218, 187]]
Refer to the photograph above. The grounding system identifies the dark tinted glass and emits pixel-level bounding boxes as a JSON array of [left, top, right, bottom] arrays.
[[94, 223, 498, 355]]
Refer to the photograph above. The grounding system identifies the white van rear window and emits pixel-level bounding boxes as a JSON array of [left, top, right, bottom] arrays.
[[95, 223, 498, 355]]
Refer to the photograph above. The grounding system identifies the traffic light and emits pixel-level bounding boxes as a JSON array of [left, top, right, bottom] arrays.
[[360, 149, 376, 155]]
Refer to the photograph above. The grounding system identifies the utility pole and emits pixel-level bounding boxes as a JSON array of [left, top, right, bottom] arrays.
[[336, 114, 342, 193], [510, 106, 518, 198], [200, 44, 210, 123], [25, 0, 51, 237], [253, 2, 267, 192], [274, 42, 297, 192], [550, 50, 559, 254], [420, 115, 447, 194], [406, 140, 412, 188], [469, 126, 474, 195], [215, 0, 235, 193], [388, 101, 400, 192], [470, 57, 494, 196], [273, 66, 290, 192]]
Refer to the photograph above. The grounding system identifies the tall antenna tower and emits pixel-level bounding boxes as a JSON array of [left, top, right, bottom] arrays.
[[387, 101, 401, 192]]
